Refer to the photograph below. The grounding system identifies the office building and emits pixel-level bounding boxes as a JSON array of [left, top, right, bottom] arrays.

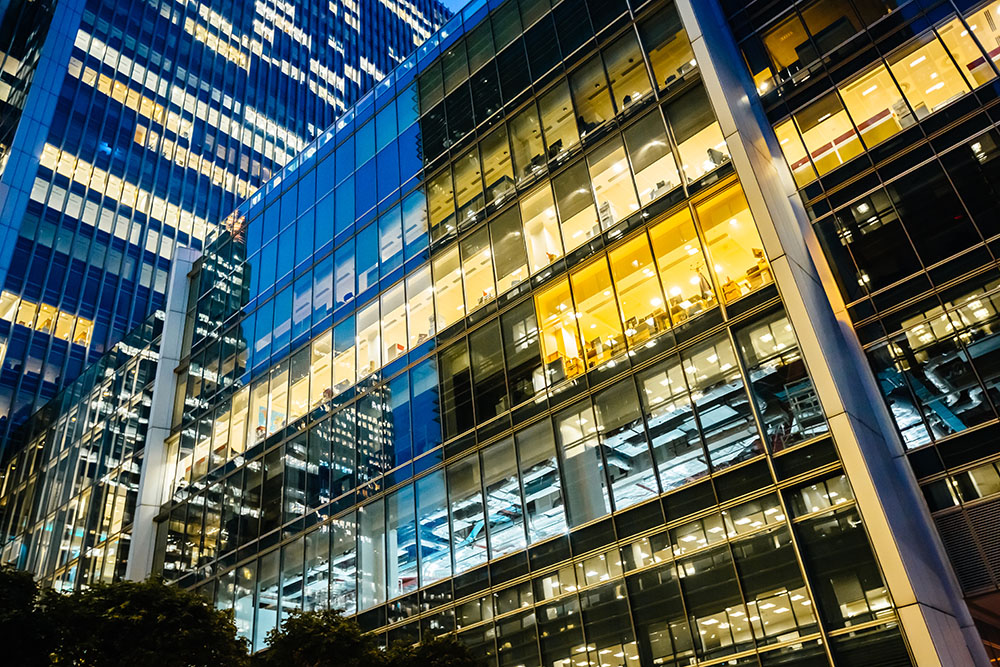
[[0, 0, 450, 442], [7, 0, 1000, 664]]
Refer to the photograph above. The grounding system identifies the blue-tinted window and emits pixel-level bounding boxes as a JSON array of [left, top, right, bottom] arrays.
[[356, 159, 377, 215], [334, 238, 355, 306], [336, 176, 355, 237], [376, 100, 397, 151], [356, 223, 379, 296], [312, 254, 333, 323], [315, 191, 335, 246], [402, 188, 428, 258], [376, 143, 400, 202], [356, 119, 376, 166], [378, 205, 404, 274], [272, 286, 293, 353], [295, 210, 314, 267], [336, 135, 354, 183], [411, 357, 440, 456], [292, 273, 312, 343], [387, 372, 412, 467], [277, 226, 295, 280]]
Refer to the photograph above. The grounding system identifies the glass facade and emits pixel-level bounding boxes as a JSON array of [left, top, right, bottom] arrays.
[[0, 0, 451, 443], [141, 0, 923, 662], [723, 0, 1000, 647]]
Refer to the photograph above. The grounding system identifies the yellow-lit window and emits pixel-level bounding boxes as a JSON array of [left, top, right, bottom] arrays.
[[773, 119, 816, 187], [334, 318, 356, 392], [510, 102, 545, 185], [230, 386, 249, 457], [609, 235, 669, 346], [761, 12, 809, 79], [193, 429, 211, 480], [793, 91, 862, 176], [288, 348, 310, 425], [521, 184, 562, 272], [453, 148, 484, 224], [74, 318, 94, 346], [605, 31, 653, 109], [381, 282, 407, 363], [357, 300, 381, 379], [539, 81, 579, 161], [887, 34, 970, 120], [649, 208, 716, 321], [460, 227, 496, 312], [250, 380, 269, 444], [432, 244, 464, 330], [268, 361, 289, 435], [938, 15, 995, 87], [55, 312, 75, 341], [838, 63, 907, 149], [570, 258, 625, 369], [553, 161, 598, 252], [624, 111, 680, 204], [212, 405, 231, 469], [15, 300, 36, 328], [0, 291, 17, 321], [964, 2, 1000, 76], [406, 265, 435, 348], [480, 124, 515, 207], [35, 303, 56, 333], [639, 2, 695, 91], [667, 86, 729, 183], [310, 331, 332, 409], [695, 186, 772, 304], [535, 278, 583, 382], [588, 138, 639, 229], [489, 208, 528, 293], [427, 168, 456, 241]]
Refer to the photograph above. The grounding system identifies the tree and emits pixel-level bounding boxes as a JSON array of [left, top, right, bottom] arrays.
[[41, 577, 248, 667], [254, 609, 382, 667], [384, 634, 484, 667], [0, 565, 50, 666]]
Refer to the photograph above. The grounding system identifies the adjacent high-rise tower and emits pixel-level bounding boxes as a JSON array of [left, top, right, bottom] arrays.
[[0, 0, 450, 442]]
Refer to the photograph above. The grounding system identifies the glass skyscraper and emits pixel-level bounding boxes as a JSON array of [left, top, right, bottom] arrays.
[[7, 0, 1000, 664], [0, 0, 450, 442]]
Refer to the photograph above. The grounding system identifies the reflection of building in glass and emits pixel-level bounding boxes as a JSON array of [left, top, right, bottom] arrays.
[[9, 0, 1000, 663], [0, 0, 451, 444]]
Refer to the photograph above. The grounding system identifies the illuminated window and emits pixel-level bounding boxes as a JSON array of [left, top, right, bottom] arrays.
[[588, 137, 639, 229], [773, 119, 816, 187], [570, 257, 624, 369], [460, 227, 496, 312], [553, 161, 598, 252], [649, 208, 716, 322], [521, 184, 562, 272], [936, 15, 995, 87], [838, 63, 906, 149], [230, 386, 249, 457], [538, 81, 579, 162], [0, 291, 17, 321], [536, 278, 583, 383], [356, 301, 381, 380], [489, 208, 529, 293], [381, 282, 407, 363], [792, 91, 862, 176], [288, 348, 310, 425], [624, 111, 680, 203], [604, 31, 653, 110], [453, 148, 484, 225], [54, 312, 75, 342], [964, 2, 1000, 80], [666, 86, 729, 183], [334, 317, 356, 392], [73, 318, 94, 346], [695, 186, 772, 304], [609, 235, 669, 347], [250, 380, 269, 444], [510, 103, 546, 185], [15, 299, 37, 328], [427, 168, 456, 241], [432, 244, 464, 330], [213, 404, 231, 469], [268, 361, 289, 435], [34, 303, 56, 333], [887, 33, 971, 119], [309, 331, 332, 409], [639, 2, 695, 91], [406, 265, 435, 348], [480, 124, 515, 207]]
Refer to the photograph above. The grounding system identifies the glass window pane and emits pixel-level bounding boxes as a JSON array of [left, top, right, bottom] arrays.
[[416, 470, 452, 585], [310, 331, 333, 409], [773, 119, 817, 187], [428, 168, 456, 241], [536, 277, 584, 383], [605, 31, 653, 110], [624, 110, 680, 203], [648, 207, 716, 322], [356, 224, 378, 295], [555, 400, 611, 527], [288, 348, 310, 424], [358, 501, 386, 610], [515, 420, 566, 543], [432, 243, 465, 330], [448, 453, 488, 574], [589, 137, 640, 228], [379, 205, 404, 274], [356, 300, 381, 379], [793, 91, 863, 176], [303, 526, 331, 611], [482, 437, 527, 557], [333, 315, 355, 392], [381, 281, 407, 364], [638, 2, 695, 91], [666, 85, 729, 183], [460, 226, 496, 313], [695, 185, 772, 304], [636, 356, 708, 490], [501, 299, 545, 406], [521, 183, 562, 272], [268, 361, 289, 435], [470, 321, 508, 420], [480, 124, 516, 207], [406, 265, 435, 349], [490, 207, 529, 293], [440, 339, 475, 438], [887, 33, 971, 119], [553, 160, 599, 251], [570, 54, 614, 137], [387, 484, 418, 599], [330, 512, 357, 615], [538, 80, 580, 162], [957, 4, 1000, 83], [608, 234, 669, 348], [510, 103, 546, 185], [839, 63, 907, 149], [453, 147, 485, 226], [594, 379, 659, 509], [570, 257, 625, 369]]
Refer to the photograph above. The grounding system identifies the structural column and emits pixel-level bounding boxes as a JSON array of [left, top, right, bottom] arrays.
[[674, 1, 989, 664], [125, 245, 199, 581]]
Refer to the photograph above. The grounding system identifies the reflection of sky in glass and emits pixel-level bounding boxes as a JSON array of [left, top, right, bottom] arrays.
[[441, 0, 469, 11]]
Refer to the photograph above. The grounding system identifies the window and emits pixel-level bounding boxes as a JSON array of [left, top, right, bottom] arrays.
[[440, 339, 474, 438], [250, 379, 268, 445], [553, 161, 598, 251], [608, 234, 669, 347], [538, 80, 579, 162], [379, 206, 403, 274], [571, 54, 614, 137], [887, 33, 970, 120], [230, 386, 249, 457], [638, 2, 695, 91], [648, 207, 715, 322], [792, 91, 862, 176], [521, 183, 563, 272], [490, 208, 529, 293], [556, 401, 611, 527], [288, 348, 309, 424], [588, 137, 639, 228], [355, 224, 378, 296], [838, 63, 907, 150], [330, 512, 357, 614], [356, 300, 380, 379], [501, 300, 545, 406], [480, 124, 515, 206], [960, 2, 1000, 84], [666, 85, 729, 183], [381, 282, 407, 364], [594, 379, 658, 510], [695, 186, 771, 304], [448, 453, 488, 573], [405, 265, 434, 349], [428, 168, 456, 241], [416, 470, 451, 585], [482, 438, 527, 557], [536, 277, 583, 383], [432, 244, 464, 330], [309, 331, 332, 408], [515, 420, 566, 542], [386, 484, 418, 598], [624, 110, 680, 203], [358, 501, 386, 610], [333, 315, 355, 392], [604, 31, 652, 110], [460, 227, 496, 312], [570, 257, 625, 368], [453, 147, 484, 226], [510, 103, 546, 185], [268, 361, 288, 435], [773, 118, 816, 186]]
